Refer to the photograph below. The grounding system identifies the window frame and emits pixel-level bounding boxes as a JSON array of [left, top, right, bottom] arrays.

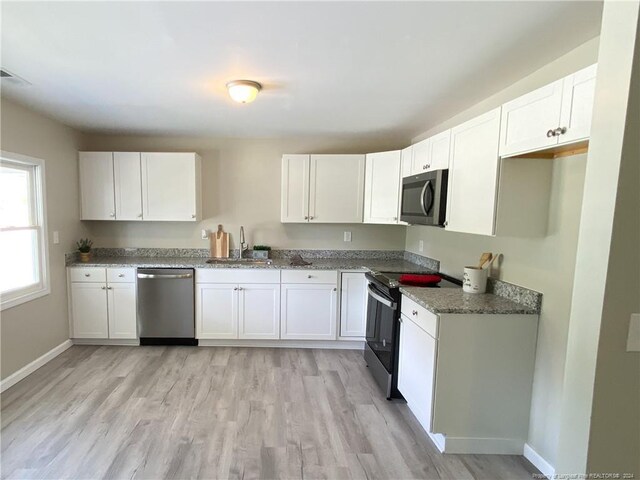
[[1, 151, 50, 311]]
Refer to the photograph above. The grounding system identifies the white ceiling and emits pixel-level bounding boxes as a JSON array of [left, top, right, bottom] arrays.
[[1, 1, 602, 139]]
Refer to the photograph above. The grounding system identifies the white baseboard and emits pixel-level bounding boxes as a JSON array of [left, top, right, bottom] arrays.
[[524, 443, 555, 478], [198, 339, 365, 349], [0, 339, 73, 393], [435, 435, 524, 455]]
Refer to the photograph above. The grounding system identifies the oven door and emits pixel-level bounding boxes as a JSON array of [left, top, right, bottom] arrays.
[[365, 283, 398, 373]]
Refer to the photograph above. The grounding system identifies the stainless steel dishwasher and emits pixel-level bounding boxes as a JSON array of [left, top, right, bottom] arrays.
[[137, 268, 196, 345]]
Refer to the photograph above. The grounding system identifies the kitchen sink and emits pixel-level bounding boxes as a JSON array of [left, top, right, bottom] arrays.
[[205, 258, 273, 265]]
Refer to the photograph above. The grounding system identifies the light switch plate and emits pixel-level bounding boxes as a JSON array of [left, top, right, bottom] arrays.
[[201, 229, 210, 240], [627, 314, 640, 352], [343, 231, 352, 242], [52, 231, 59, 245], [419, 240, 424, 252]]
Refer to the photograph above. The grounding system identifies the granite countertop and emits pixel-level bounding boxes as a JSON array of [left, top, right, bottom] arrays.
[[400, 286, 538, 315], [68, 256, 430, 273], [68, 253, 540, 315]]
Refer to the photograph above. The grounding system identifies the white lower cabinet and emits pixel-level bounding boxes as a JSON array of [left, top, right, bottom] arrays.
[[69, 268, 137, 339], [281, 282, 337, 340], [71, 283, 110, 338], [196, 283, 238, 339], [195, 270, 281, 340], [398, 314, 437, 432], [238, 284, 280, 339], [398, 294, 539, 454], [339, 272, 368, 338]]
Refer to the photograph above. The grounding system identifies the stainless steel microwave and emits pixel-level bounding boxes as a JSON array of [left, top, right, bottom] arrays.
[[400, 170, 448, 226]]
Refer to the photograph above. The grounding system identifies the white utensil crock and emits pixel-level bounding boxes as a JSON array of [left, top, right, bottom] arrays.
[[463, 267, 488, 294]]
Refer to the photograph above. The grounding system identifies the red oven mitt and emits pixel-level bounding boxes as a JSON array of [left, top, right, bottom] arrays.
[[398, 274, 442, 286]]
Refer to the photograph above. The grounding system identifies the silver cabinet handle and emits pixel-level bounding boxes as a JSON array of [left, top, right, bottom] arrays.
[[555, 127, 567, 136], [547, 129, 555, 137], [101, 286, 106, 290], [393, 217, 398, 221], [107, 286, 112, 290], [136, 273, 193, 279], [307, 275, 313, 278], [309, 216, 314, 220], [238, 287, 243, 291], [304, 216, 309, 220], [109, 212, 115, 217], [118, 274, 125, 278], [191, 214, 196, 218], [137, 213, 143, 218], [333, 287, 337, 291], [412, 310, 418, 316], [84, 273, 90, 277], [233, 287, 238, 290]]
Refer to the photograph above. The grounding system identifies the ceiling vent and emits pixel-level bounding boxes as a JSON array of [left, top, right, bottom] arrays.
[[0, 68, 31, 86]]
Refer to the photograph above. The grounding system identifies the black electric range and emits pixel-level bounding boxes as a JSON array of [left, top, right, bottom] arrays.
[[363, 270, 462, 399]]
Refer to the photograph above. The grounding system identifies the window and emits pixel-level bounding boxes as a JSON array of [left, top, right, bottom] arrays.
[[1, 151, 50, 310]]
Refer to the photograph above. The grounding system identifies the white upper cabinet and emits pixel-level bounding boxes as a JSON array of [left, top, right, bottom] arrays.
[[141, 153, 202, 221], [309, 155, 365, 223], [79, 152, 115, 220], [447, 108, 502, 236], [500, 64, 597, 157], [80, 151, 201, 222], [410, 137, 430, 175], [559, 64, 598, 145], [401, 146, 413, 178], [113, 152, 142, 221], [363, 150, 402, 224], [427, 129, 451, 171], [281, 154, 365, 224], [281, 154, 310, 223]]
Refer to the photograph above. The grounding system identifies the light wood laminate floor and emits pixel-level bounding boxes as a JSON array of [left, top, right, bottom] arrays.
[[1, 346, 539, 479]]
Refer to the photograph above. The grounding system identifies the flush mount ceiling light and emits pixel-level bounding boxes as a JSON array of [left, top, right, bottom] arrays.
[[226, 80, 262, 104]]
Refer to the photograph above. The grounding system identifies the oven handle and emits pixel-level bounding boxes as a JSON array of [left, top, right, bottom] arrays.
[[367, 284, 397, 310]]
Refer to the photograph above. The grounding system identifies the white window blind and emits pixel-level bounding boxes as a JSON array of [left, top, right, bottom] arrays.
[[1, 152, 50, 310]]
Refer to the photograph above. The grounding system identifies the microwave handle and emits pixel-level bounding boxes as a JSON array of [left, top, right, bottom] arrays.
[[420, 180, 434, 216], [367, 284, 397, 310]]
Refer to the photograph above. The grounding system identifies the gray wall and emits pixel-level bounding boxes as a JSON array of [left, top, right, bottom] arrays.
[[1, 98, 87, 380], [405, 38, 599, 467]]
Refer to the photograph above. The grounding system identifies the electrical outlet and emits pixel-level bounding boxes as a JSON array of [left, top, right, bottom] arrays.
[[419, 240, 424, 252], [52, 231, 59, 245], [201, 229, 210, 240], [344, 231, 352, 242]]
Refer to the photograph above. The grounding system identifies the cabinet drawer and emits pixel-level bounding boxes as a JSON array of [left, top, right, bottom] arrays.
[[196, 268, 280, 284], [69, 267, 106, 283], [281, 269, 337, 284], [401, 295, 438, 338], [107, 268, 136, 283]]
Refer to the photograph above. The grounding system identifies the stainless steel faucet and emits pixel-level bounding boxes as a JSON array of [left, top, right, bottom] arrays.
[[239, 226, 248, 259]]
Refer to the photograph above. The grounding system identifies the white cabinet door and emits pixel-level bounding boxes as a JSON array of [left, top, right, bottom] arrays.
[[427, 129, 451, 171], [309, 155, 365, 223], [339, 273, 368, 337], [107, 283, 137, 339], [71, 283, 109, 338], [238, 284, 280, 339], [281, 154, 310, 223], [397, 315, 437, 433], [281, 284, 337, 340], [141, 153, 200, 221], [411, 138, 430, 175], [401, 146, 413, 178], [363, 151, 402, 224], [79, 152, 115, 220], [113, 152, 143, 221], [196, 284, 238, 339], [447, 108, 501, 236], [499, 79, 564, 157], [559, 64, 597, 145]]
